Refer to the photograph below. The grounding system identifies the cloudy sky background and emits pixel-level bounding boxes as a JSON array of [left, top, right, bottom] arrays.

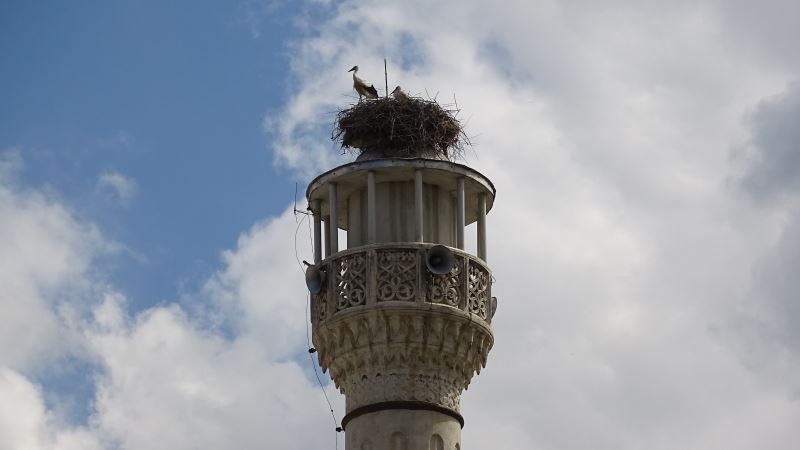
[[1, 1, 799, 449]]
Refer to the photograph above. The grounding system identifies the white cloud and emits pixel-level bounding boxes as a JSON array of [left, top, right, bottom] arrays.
[[203, 210, 314, 358], [0, 368, 51, 449], [267, 1, 800, 448], [738, 82, 800, 201], [0, 150, 111, 448], [1, 152, 342, 448], [0, 147, 23, 180], [80, 211, 341, 450], [735, 82, 800, 366], [0, 368, 105, 450], [0, 154, 105, 372], [83, 290, 339, 450], [97, 171, 137, 205], [4, 1, 800, 449]]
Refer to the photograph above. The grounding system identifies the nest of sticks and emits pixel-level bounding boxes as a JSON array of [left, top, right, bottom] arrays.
[[333, 96, 469, 160]]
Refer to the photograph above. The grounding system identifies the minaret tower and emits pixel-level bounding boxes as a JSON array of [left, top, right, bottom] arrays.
[[305, 152, 496, 449]]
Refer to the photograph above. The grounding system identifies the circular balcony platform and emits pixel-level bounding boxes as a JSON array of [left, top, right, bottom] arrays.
[[310, 243, 496, 417], [310, 243, 494, 326]]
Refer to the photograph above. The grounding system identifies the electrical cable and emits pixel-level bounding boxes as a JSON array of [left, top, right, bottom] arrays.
[[294, 205, 341, 449]]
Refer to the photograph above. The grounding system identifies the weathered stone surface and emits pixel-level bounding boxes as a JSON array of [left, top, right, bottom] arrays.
[[345, 410, 461, 450], [305, 158, 497, 449], [314, 303, 492, 412]]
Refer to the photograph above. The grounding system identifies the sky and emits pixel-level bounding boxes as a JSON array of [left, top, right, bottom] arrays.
[[1, 1, 799, 449]]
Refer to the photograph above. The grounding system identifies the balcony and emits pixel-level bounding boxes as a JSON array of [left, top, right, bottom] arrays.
[[311, 243, 494, 326]]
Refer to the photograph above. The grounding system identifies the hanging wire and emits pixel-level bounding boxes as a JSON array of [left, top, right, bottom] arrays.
[[293, 196, 341, 449], [293, 214, 309, 273], [305, 292, 341, 449]]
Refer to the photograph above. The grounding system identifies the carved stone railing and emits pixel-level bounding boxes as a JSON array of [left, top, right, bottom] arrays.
[[311, 243, 495, 327], [309, 243, 496, 421]]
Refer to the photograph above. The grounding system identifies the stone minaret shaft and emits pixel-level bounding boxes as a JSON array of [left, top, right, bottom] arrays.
[[306, 158, 496, 449]]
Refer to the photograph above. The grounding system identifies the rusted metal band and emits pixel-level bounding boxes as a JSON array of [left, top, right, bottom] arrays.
[[341, 401, 464, 430]]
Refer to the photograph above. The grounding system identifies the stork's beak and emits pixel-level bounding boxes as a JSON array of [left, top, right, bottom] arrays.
[[348, 66, 357, 72]]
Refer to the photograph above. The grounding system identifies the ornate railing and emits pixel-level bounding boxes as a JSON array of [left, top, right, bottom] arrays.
[[311, 243, 494, 324]]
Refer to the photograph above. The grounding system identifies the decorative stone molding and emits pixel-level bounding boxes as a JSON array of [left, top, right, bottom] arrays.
[[312, 291, 327, 322], [344, 371, 462, 411], [310, 243, 495, 418], [334, 253, 367, 310], [426, 260, 461, 307], [376, 250, 417, 302], [467, 264, 490, 320], [312, 303, 492, 414]]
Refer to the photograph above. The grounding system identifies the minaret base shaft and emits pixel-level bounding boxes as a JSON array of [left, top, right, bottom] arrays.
[[345, 409, 460, 450]]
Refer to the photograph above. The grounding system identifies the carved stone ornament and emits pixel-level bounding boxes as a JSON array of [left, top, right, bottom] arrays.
[[426, 258, 462, 307], [467, 264, 489, 320], [313, 291, 327, 322], [376, 250, 417, 302], [311, 244, 495, 416], [312, 305, 493, 413], [335, 253, 367, 310]]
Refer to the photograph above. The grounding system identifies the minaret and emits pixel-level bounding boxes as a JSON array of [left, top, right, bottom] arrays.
[[305, 153, 496, 449]]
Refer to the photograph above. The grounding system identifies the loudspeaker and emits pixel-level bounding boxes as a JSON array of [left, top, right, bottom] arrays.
[[426, 245, 456, 275], [305, 264, 327, 294]]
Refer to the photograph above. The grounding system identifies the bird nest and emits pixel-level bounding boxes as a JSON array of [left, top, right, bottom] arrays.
[[333, 97, 468, 160]]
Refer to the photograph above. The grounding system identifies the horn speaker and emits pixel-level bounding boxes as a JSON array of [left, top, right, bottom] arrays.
[[426, 245, 456, 275], [305, 265, 327, 294]]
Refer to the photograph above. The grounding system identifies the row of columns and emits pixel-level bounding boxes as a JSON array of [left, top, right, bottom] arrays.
[[310, 171, 488, 262]]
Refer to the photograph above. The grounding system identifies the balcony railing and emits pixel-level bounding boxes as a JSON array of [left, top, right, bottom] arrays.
[[311, 243, 494, 325]]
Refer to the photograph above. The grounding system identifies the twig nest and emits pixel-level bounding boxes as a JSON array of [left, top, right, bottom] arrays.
[[333, 97, 468, 160]]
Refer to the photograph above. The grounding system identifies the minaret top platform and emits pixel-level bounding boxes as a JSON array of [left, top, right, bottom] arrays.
[[306, 157, 495, 230]]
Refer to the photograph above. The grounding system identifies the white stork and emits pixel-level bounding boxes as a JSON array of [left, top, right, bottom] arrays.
[[391, 85, 410, 101], [348, 65, 379, 101]]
